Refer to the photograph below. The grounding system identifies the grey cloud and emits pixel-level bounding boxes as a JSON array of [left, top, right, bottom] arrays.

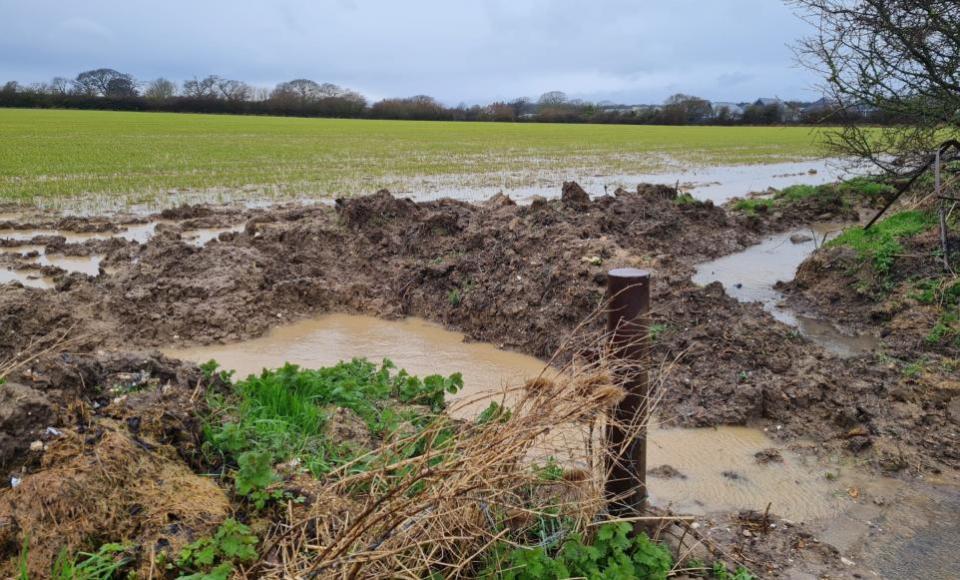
[[0, 0, 818, 104]]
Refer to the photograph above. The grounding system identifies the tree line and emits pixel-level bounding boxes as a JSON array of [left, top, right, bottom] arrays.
[[0, 68, 894, 125]]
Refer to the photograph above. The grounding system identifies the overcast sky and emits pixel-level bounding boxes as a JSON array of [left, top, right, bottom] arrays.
[[0, 0, 820, 105]]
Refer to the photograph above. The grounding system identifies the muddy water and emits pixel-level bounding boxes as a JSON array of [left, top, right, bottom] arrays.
[[162, 312, 958, 577], [0, 222, 243, 287], [693, 225, 880, 356], [164, 314, 549, 397], [0, 268, 53, 289], [37, 254, 103, 276], [164, 314, 839, 520], [183, 224, 245, 246]]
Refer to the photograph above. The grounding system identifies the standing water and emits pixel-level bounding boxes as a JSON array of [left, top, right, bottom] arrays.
[[160, 311, 960, 578], [693, 225, 880, 356]]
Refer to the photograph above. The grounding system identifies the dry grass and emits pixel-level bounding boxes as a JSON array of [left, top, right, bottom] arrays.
[[247, 310, 682, 579], [0, 419, 229, 578]]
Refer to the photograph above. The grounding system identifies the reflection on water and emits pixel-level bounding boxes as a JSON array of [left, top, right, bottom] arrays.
[[0, 268, 53, 289], [38, 254, 102, 276], [693, 225, 879, 356]]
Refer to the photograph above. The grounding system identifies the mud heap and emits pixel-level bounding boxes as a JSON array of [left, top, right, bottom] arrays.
[[0, 184, 956, 476]]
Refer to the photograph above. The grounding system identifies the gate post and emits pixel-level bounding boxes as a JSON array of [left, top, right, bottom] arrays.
[[604, 268, 651, 517]]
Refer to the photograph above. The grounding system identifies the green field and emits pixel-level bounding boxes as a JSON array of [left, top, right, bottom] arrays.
[[0, 108, 828, 207]]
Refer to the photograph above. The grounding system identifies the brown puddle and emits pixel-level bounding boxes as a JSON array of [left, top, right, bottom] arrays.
[[163, 313, 957, 577], [37, 254, 103, 276], [164, 314, 548, 400], [693, 225, 880, 357], [0, 268, 53, 289], [164, 315, 839, 518]]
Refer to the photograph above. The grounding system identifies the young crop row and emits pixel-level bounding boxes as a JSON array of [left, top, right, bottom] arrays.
[[0, 109, 828, 203]]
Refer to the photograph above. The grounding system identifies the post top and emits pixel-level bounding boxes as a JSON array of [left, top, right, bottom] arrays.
[[608, 267, 650, 280]]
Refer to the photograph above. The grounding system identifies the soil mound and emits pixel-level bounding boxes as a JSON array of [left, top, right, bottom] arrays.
[[336, 189, 421, 230], [561, 180, 590, 209]]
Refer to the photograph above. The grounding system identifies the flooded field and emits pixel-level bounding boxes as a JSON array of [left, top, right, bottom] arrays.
[[417, 158, 854, 206], [693, 224, 880, 356], [0, 109, 830, 207], [10, 158, 856, 216]]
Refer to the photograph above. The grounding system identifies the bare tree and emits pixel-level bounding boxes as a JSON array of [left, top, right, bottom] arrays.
[[272, 78, 322, 105], [317, 82, 347, 98], [538, 91, 568, 106], [144, 78, 177, 100], [215, 78, 252, 102], [250, 86, 271, 102], [790, 0, 960, 173], [73, 68, 135, 97], [48, 77, 70, 95], [182, 76, 220, 99]]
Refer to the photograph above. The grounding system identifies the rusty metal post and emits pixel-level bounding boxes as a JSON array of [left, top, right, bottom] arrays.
[[605, 268, 651, 517]]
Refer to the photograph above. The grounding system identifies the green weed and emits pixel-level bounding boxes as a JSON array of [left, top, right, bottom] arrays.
[[649, 323, 667, 342], [926, 310, 960, 347], [492, 521, 672, 580], [776, 184, 819, 201], [17, 536, 28, 580], [902, 359, 927, 378], [533, 458, 564, 482], [204, 359, 462, 478], [233, 450, 292, 510], [448, 288, 463, 306], [476, 401, 512, 425], [731, 198, 774, 215], [675, 192, 698, 205], [908, 278, 960, 347], [828, 211, 936, 275], [176, 519, 258, 579], [200, 359, 235, 383], [837, 176, 895, 199], [712, 562, 755, 580], [51, 543, 132, 580]]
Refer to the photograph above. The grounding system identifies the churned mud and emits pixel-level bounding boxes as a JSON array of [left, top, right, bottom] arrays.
[[1, 185, 956, 471], [0, 184, 958, 577]]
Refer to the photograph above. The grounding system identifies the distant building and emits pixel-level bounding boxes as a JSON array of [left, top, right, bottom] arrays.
[[598, 105, 636, 115], [802, 97, 835, 114], [754, 97, 785, 108]]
